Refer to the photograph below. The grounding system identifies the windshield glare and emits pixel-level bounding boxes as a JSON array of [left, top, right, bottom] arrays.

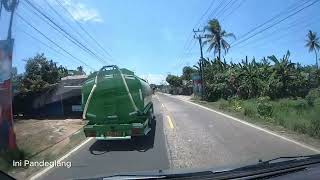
[[0, 0, 320, 179]]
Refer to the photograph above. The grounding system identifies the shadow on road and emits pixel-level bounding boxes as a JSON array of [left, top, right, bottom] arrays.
[[89, 120, 157, 155]]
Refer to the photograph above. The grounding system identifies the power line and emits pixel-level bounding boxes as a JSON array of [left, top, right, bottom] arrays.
[[183, 0, 216, 53], [22, 0, 110, 65], [194, 0, 217, 29], [231, 0, 319, 48], [43, 0, 116, 64], [237, 15, 320, 51], [23, 0, 108, 65], [18, 28, 99, 70], [220, 0, 245, 22], [175, 0, 217, 69], [18, 28, 74, 62], [20, 2, 86, 50], [214, 0, 235, 19], [231, 0, 311, 46], [54, 0, 114, 59], [207, 0, 226, 20], [16, 13, 95, 70], [43, 0, 98, 55]]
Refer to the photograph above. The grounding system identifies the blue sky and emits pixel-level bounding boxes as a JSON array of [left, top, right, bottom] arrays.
[[0, 0, 319, 84]]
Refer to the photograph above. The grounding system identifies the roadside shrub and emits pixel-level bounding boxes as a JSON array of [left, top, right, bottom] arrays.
[[218, 99, 229, 110], [257, 96, 271, 103], [242, 100, 258, 118], [278, 98, 308, 113], [277, 116, 285, 126], [244, 106, 256, 117], [257, 102, 273, 117], [229, 99, 242, 112], [291, 98, 308, 116], [293, 98, 308, 109], [292, 121, 308, 134], [314, 97, 320, 106], [306, 88, 320, 106], [309, 118, 320, 138]]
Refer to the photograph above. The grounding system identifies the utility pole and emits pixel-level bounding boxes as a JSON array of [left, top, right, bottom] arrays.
[[193, 28, 206, 100], [0, 0, 18, 151]]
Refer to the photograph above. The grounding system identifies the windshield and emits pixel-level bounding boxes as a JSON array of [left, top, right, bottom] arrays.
[[1, 0, 320, 180]]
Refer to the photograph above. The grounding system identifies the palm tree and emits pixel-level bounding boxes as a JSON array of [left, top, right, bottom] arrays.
[[305, 30, 320, 68], [204, 19, 235, 60]]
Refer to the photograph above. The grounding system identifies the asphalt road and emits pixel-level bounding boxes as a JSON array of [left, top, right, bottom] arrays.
[[156, 93, 317, 169], [35, 93, 317, 179], [38, 96, 170, 180]]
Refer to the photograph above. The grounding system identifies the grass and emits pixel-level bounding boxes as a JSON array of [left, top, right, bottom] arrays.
[[0, 148, 28, 172], [0, 129, 86, 179], [191, 97, 320, 139], [9, 130, 86, 179]]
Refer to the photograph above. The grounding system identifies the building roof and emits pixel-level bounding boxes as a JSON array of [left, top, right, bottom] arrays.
[[32, 75, 88, 108]]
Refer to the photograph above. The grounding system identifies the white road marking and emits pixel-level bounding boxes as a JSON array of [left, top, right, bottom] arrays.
[[160, 93, 320, 153], [29, 138, 93, 180]]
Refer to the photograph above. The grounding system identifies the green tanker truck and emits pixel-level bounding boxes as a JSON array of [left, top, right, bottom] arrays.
[[81, 65, 154, 140]]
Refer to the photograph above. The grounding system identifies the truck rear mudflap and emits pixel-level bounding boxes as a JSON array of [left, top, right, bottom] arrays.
[[83, 119, 151, 140]]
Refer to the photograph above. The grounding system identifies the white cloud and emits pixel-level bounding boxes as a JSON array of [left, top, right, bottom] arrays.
[[139, 74, 166, 85], [60, 0, 103, 23]]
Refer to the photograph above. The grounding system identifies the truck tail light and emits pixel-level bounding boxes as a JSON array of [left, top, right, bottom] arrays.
[[131, 128, 141, 135]]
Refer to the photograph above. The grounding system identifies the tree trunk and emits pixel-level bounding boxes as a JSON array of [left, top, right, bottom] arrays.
[[316, 50, 319, 69], [218, 44, 221, 61]]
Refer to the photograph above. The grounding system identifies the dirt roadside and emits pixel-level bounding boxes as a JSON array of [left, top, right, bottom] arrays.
[[4, 119, 87, 180]]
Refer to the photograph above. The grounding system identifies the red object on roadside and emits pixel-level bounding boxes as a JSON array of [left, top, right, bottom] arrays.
[[0, 39, 17, 151]]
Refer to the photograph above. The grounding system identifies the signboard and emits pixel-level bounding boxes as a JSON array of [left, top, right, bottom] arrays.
[[0, 39, 17, 150]]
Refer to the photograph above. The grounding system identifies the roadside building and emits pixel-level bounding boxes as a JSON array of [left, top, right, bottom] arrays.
[[13, 75, 87, 118]]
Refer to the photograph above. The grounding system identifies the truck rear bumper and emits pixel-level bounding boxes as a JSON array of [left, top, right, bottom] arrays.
[[96, 136, 132, 140], [83, 120, 150, 139]]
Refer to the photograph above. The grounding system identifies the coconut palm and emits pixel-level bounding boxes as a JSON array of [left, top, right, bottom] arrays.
[[203, 19, 236, 60], [305, 30, 320, 68]]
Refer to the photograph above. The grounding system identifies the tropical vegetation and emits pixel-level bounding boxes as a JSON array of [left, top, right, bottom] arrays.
[[12, 53, 86, 116], [165, 19, 320, 138], [305, 30, 320, 69], [203, 19, 236, 60]]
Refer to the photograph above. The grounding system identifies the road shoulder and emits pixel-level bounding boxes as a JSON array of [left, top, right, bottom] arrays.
[[161, 93, 320, 154]]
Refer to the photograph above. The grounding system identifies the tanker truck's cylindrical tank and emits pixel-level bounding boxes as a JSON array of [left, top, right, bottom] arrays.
[[81, 66, 153, 125]]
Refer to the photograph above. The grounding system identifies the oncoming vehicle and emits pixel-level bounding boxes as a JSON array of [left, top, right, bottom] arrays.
[[81, 65, 155, 140]]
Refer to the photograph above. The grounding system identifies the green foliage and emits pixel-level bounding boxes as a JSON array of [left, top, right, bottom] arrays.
[[257, 96, 271, 102], [0, 148, 27, 171], [204, 19, 236, 60], [187, 51, 320, 102], [257, 102, 273, 117], [306, 88, 320, 106], [309, 118, 320, 138], [19, 53, 68, 93], [68, 66, 86, 75], [195, 96, 320, 139], [229, 99, 243, 112], [181, 66, 196, 81], [166, 74, 182, 87], [218, 99, 229, 110], [305, 30, 320, 68]]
